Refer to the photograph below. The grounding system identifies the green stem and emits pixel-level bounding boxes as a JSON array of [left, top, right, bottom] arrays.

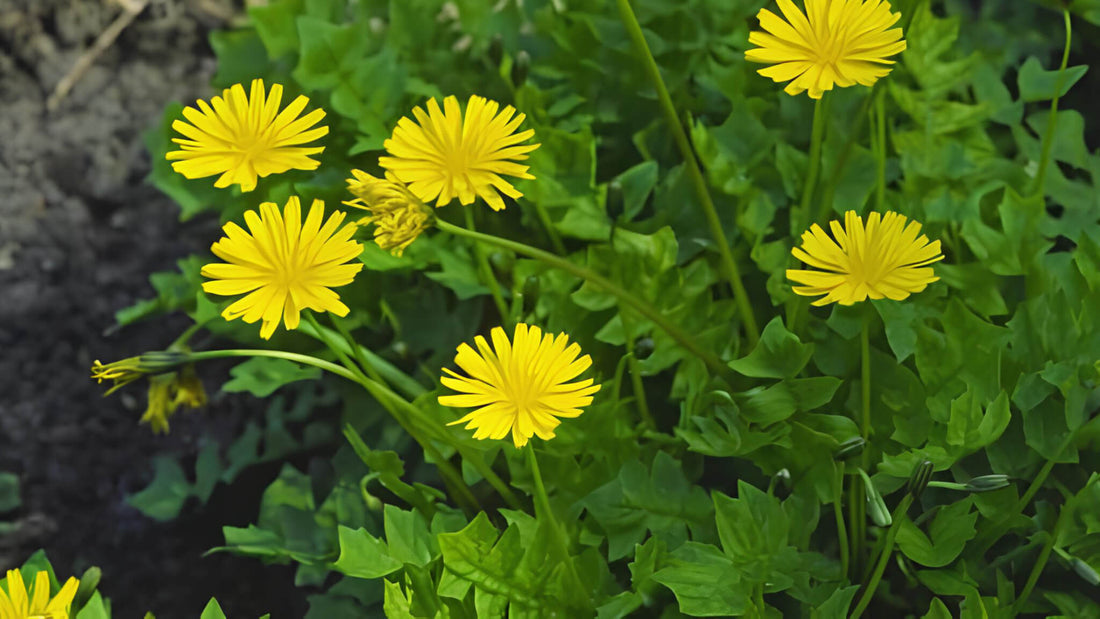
[[849, 476, 866, 578], [860, 312, 873, 445], [532, 200, 567, 255], [436, 218, 735, 381], [874, 90, 886, 212], [620, 307, 654, 429], [464, 208, 513, 328], [799, 97, 827, 234], [189, 349, 359, 382], [528, 447, 587, 603], [835, 464, 851, 579], [328, 315, 386, 385], [170, 319, 210, 350], [850, 494, 913, 619], [815, 91, 877, 225], [615, 0, 759, 347], [1032, 9, 1072, 201], [296, 319, 426, 400], [1011, 495, 1076, 617]]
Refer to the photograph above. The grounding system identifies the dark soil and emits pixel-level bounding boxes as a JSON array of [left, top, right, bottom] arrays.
[[0, 1, 305, 616]]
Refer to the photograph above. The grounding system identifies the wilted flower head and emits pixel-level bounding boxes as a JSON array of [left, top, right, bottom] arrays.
[[345, 170, 432, 256], [380, 95, 539, 211], [201, 196, 363, 339], [166, 78, 328, 191], [91, 351, 188, 394], [439, 323, 600, 448], [141, 366, 208, 434], [787, 210, 943, 306], [0, 569, 79, 619], [745, 0, 907, 99]]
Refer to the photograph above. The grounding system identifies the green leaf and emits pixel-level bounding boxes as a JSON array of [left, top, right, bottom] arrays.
[[0, 473, 20, 512], [616, 160, 658, 221], [946, 389, 1011, 451], [249, 0, 305, 59], [1016, 56, 1089, 102], [921, 598, 953, 619], [333, 525, 404, 579], [292, 17, 372, 90], [727, 317, 813, 379], [222, 357, 322, 398], [812, 586, 860, 619], [896, 498, 978, 567], [581, 452, 713, 561], [652, 542, 749, 616], [384, 505, 436, 567], [714, 481, 794, 583], [127, 456, 189, 521], [200, 599, 228, 619], [209, 29, 270, 88], [73, 592, 110, 619]]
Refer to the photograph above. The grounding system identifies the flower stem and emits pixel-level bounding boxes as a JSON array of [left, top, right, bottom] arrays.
[[189, 348, 359, 382], [874, 90, 886, 212], [620, 306, 654, 429], [614, 0, 759, 347], [799, 97, 827, 234], [327, 315, 386, 385], [464, 208, 513, 329], [1010, 494, 1076, 617], [532, 200, 567, 255], [436, 218, 736, 381], [849, 494, 913, 619], [1031, 9, 1072, 201], [528, 446, 587, 603], [860, 312, 873, 445], [815, 90, 876, 225]]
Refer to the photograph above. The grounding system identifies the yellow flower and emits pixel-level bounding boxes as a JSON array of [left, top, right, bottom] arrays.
[[91, 352, 188, 395], [745, 0, 907, 99], [439, 323, 601, 448], [787, 210, 943, 305], [379, 95, 540, 211], [0, 569, 79, 619], [166, 78, 328, 192], [140, 367, 207, 434], [345, 170, 432, 256], [201, 197, 364, 339]]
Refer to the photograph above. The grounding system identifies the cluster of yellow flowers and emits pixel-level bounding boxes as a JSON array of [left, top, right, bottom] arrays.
[[95, 0, 941, 450]]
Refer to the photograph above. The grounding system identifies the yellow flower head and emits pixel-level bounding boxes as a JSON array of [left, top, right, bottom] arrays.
[[201, 197, 364, 339], [745, 0, 907, 99], [0, 569, 79, 619], [91, 352, 188, 395], [379, 95, 540, 212], [166, 78, 329, 192], [439, 323, 601, 448], [787, 210, 943, 306], [345, 170, 432, 256]]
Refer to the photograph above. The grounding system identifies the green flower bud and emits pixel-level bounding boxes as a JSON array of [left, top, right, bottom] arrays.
[[634, 336, 655, 360], [907, 460, 935, 499], [833, 437, 866, 461], [964, 474, 1011, 493], [488, 34, 504, 66], [1072, 558, 1100, 586], [858, 468, 892, 527], [511, 50, 530, 86]]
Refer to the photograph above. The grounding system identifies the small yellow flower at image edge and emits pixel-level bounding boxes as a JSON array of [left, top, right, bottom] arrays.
[[166, 78, 329, 192], [438, 323, 601, 448], [345, 170, 432, 256], [745, 0, 907, 99], [380, 95, 540, 212], [0, 569, 79, 619], [201, 196, 364, 339], [787, 210, 944, 306]]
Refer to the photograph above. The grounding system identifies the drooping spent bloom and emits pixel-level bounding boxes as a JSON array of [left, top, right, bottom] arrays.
[[201, 197, 363, 339], [91, 351, 189, 394], [345, 170, 432, 256], [745, 0, 907, 99], [166, 79, 328, 191], [141, 366, 207, 434], [439, 323, 601, 448], [787, 210, 943, 305], [379, 95, 540, 211], [0, 569, 79, 619]]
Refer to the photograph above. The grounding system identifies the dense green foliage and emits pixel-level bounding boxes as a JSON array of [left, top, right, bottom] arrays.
[[97, 0, 1100, 616]]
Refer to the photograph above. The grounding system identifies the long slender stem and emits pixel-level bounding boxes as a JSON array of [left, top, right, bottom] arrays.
[[815, 91, 876, 225], [436, 218, 735, 381], [799, 97, 827, 234], [528, 447, 586, 603], [532, 200, 567, 255], [328, 315, 386, 385], [620, 306, 654, 429], [615, 0, 759, 347], [850, 494, 913, 619], [1032, 9, 1072, 200], [1011, 495, 1076, 616], [464, 208, 513, 328], [860, 314, 873, 445], [874, 90, 886, 212], [834, 464, 851, 579], [189, 349, 359, 382]]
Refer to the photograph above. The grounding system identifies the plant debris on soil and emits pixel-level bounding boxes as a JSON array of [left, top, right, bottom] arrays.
[[0, 1, 305, 616]]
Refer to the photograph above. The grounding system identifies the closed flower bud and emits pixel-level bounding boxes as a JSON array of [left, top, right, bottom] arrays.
[[511, 50, 530, 86], [834, 437, 866, 461], [488, 33, 504, 66], [1071, 558, 1100, 586], [907, 460, 935, 499], [859, 469, 892, 527], [634, 336, 655, 360], [964, 475, 1011, 493]]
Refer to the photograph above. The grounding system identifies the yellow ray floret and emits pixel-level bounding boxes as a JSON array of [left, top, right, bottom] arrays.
[[439, 323, 601, 448], [0, 569, 79, 619], [787, 210, 943, 305], [379, 95, 540, 212], [745, 0, 907, 99], [201, 197, 363, 339], [345, 170, 432, 256], [166, 78, 328, 191]]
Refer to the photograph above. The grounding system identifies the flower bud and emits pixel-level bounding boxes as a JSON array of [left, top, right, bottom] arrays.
[[1072, 558, 1100, 586], [345, 170, 432, 256], [511, 50, 530, 87], [858, 469, 892, 527], [833, 437, 866, 461], [634, 336, 655, 360], [964, 474, 1011, 493], [907, 460, 935, 499], [488, 34, 504, 66]]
